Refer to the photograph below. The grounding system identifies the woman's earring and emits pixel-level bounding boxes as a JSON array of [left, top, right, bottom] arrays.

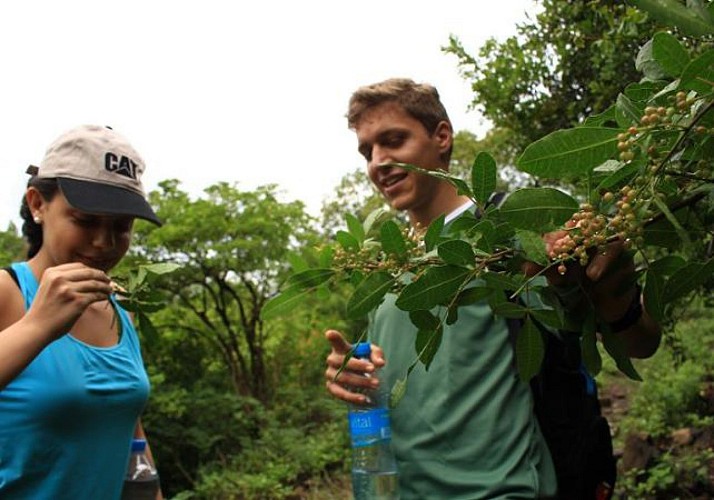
[[33, 215, 41, 224]]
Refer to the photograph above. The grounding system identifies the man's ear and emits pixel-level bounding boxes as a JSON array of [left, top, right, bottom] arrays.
[[433, 120, 453, 155]]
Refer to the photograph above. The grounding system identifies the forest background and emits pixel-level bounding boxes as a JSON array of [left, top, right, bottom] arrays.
[[1, 1, 713, 498]]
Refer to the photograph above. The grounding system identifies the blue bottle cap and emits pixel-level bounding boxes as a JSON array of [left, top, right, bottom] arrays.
[[131, 438, 147, 452], [353, 342, 371, 358]]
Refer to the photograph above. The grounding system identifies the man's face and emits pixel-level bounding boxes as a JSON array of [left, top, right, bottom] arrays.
[[355, 101, 452, 216]]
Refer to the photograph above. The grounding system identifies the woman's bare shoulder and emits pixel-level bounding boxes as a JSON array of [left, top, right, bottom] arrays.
[[0, 269, 25, 330]]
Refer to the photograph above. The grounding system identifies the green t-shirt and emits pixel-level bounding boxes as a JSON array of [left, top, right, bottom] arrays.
[[369, 292, 557, 499]]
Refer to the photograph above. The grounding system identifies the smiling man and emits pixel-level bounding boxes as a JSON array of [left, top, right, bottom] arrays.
[[325, 78, 558, 498], [324, 78, 660, 499]]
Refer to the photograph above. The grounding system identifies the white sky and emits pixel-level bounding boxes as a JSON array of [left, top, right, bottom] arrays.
[[0, 0, 538, 229]]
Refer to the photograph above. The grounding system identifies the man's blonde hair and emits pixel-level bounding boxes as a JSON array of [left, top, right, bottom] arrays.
[[347, 78, 451, 132], [347, 78, 453, 161]]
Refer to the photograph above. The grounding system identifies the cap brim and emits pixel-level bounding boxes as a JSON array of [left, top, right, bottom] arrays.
[[57, 178, 162, 226]]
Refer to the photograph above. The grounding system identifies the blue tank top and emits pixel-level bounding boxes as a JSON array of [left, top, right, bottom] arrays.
[[0, 262, 151, 499]]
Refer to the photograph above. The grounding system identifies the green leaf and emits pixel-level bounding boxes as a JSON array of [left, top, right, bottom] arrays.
[[380, 220, 407, 257], [690, 0, 714, 23], [601, 331, 642, 381], [644, 270, 666, 323], [624, 81, 664, 101], [415, 325, 443, 371], [409, 310, 440, 330], [472, 220, 500, 253], [500, 188, 579, 232], [515, 317, 544, 382], [346, 271, 395, 319], [530, 308, 564, 330], [595, 160, 640, 192], [287, 252, 309, 273], [388, 162, 473, 199], [261, 285, 314, 320], [635, 38, 668, 81], [395, 265, 473, 311], [643, 211, 685, 249], [362, 208, 389, 236], [615, 94, 643, 128], [424, 214, 446, 252], [517, 128, 620, 178], [581, 327, 602, 377], [632, 0, 714, 36], [142, 262, 181, 275], [316, 284, 330, 301], [652, 31, 690, 78], [653, 195, 691, 246], [116, 299, 141, 313], [437, 240, 475, 266], [456, 286, 493, 305], [680, 49, 714, 94], [345, 213, 365, 244], [130, 300, 163, 313], [318, 245, 335, 268], [447, 211, 479, 234], [390, 377, 408, 408], [335, 230, 360, 252], [491, 301, 527, 319], [446, 305, 459, 325], [582, 106, 617, 128], [482, 271, 526, 291], [515, 229, 548, 266], [649, 255, 686, 276], [663, 259, 714, 303], [286, 268, 336, 289], [137, 311, 159, 345], [471, 152, 497, 205], [133, 267, 147, 288]]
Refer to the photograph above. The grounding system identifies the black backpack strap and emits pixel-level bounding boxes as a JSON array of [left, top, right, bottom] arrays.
[[487, 191, 507, 208], [3, 266, 20, 290]]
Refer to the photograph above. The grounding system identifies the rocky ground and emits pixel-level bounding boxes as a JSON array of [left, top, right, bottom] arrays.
[[600, 375, 714, 498]]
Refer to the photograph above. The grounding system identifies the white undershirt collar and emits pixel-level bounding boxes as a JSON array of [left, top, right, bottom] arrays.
[[444, 200, 475, 224]]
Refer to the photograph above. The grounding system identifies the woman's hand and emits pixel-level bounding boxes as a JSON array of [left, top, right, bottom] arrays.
[[25, 262, 113, 342]]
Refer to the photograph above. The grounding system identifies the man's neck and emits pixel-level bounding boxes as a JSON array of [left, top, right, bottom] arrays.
[[408, 191, 472, 228]]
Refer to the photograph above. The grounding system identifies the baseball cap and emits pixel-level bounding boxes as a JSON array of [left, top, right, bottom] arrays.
[[27, 125, 162, 226]]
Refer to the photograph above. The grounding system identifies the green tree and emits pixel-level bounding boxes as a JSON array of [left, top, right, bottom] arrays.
[[0, 223, 26, 266], [445, 1, 659, 160], [130, 180, 317, 403]]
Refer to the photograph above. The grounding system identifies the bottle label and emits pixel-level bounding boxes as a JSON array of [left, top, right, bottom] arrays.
[[349, 408, 392, 447]]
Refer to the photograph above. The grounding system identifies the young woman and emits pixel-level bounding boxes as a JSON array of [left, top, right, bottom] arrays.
[[0, 125, 163, 498]]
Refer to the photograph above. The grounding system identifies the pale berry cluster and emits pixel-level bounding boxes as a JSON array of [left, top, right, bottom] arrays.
[[546, 92, 714, 275], [332, 225, 424, 275], [549, 185, 644, 275], [675, 90, 694, 112], [616, 127, 639, 162], [608, 185, 645, 250], [550, 203, 608, 275]]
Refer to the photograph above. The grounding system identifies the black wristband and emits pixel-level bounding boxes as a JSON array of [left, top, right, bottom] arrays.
[[607, 285, 643, 333]]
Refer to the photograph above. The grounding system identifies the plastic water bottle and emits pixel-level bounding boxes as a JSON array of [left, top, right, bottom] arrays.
[[121, 438, 160, 500], [348, 342, 400, 500]]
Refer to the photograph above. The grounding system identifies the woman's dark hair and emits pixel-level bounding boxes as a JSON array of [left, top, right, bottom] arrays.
[[20, 177, 59, 258]]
